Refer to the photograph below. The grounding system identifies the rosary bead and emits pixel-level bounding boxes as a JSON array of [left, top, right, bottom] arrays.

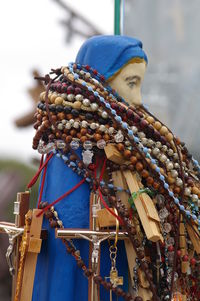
[[38, 201, 48, 209], [130, 156, 137, 164], [103, 281, 112, 290], [93, 275, 103, 284], [135, 162, 143, 172], [94, 133, 102, 141], [117, 143, 125, 151], [84, 269, 93, 277], [124, 149, 132, 158], [44, 210, 54, 219], [146, 177, 154, 185], [137, 250, 145, 259], [65, 135, 72, 143], [50, 220, 58, 228], [133, 238, 140, 248], [115, 287, 123, 296], [141, 169, 149, 178]]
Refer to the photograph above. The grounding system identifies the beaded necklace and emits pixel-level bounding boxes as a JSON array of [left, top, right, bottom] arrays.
[[33, 64, 200, 301]]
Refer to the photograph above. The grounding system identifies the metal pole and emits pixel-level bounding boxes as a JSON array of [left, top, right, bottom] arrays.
[[114, 0, 121, 35]]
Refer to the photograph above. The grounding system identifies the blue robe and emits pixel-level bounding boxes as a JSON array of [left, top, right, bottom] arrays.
[[32, 152, 128, 301]]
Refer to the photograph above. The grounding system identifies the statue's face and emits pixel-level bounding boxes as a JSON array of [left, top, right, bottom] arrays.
[[108, 62, 146, 105]]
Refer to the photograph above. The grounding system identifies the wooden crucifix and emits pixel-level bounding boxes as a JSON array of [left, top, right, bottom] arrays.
[[0, 192, 45, 301]]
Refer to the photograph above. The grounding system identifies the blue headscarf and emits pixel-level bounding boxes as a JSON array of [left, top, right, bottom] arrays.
[[75, 35, 148, 80]]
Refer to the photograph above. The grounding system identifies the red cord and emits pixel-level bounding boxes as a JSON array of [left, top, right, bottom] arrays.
[[37, 178, 86, 217], [27, 153, 53, 189]]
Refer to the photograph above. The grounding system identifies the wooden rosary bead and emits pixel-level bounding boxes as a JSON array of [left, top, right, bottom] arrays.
[[69, 154, 76, 161], [102, 280, 112, 290], [146, 176, 154, 185], [50, 220, 58, 228], [38, 201, 48, 209], [70, 129, 77, 137], [160, 126, 168, 135], [130, 156, 137, 165], [93, 275, 103, 284], [128, 164, 135, 171], [77, 259, 85, 268], [124, 149, 132, 158], [80, 136, 88, 143], [141, 169, 149, 178], [165, 132, 173, 142], [80, 128, 87, 135], [84, 269, 93, 278], [135, 162, 143, 172], [133, 238, 140, 248], [130, 227, 137, 236], [44, 210, 54, 219], [137, 250, 145, 259], [115, 287, 124, 296], [65, 136, 72, 143], [103, 134, 110, 141], [94, 133, 102, 141], [117, 143, 125, 152], [153, 182, 159, 190], [154, 121, 162, 130], [146, 116, 154, 124]]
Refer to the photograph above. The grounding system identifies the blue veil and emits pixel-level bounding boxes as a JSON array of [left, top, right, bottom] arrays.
[[76, 35, 148, 80]]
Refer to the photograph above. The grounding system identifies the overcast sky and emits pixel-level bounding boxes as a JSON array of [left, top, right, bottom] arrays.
[[0, 0, 113, 163]]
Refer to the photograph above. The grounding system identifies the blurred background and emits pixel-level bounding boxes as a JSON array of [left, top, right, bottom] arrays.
[[0, 0, 199, 299]]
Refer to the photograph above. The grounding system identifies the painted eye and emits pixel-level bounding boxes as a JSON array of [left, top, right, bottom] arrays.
[[128, 81, 136, 88]]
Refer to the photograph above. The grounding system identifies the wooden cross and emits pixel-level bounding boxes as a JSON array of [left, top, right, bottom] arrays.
[[0, 192, 46, 301]]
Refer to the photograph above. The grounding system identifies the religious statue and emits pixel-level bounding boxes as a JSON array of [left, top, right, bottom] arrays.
[[1, 35, 200, 301]]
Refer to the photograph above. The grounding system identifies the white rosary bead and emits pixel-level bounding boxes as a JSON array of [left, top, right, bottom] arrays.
[[155, 141, 162, 148], [174, 163, 180, 169], [62, 119, 67, 125], [138, 132, 146, 138], [160, 154, 167, 163], [101, 111, 108, 119], [90, 123, 97, 130], [53, 211, 58, 218], [61, 93, 68, 100], [69, 119, 74, 125], [147, 139, 154, 147], [176, 178, 183, 187], [192, 194, 198, 202], [173, 153, 179, 161], [57, 220, 63, 227], [171, 169, 178, 178], [168, 149, 174, 156], [99, 125, 106, 132], [141, 137, 148, 145], [131, 126, 138, 133], [166, 162, 174, 171], [57, 123, 63, 130], [162, 145, 168, 152], [184, 187, 191, 196], [108, 127, 115, 134], [75, 94, 83, 101], [67, 94, 74, 101], [73, 121, 79, 129], [152, 147, 160, 156], [90, 103, 99, 111], [65, 122, 71, 129], [81, 120, 88, 128], [83, 98, 90, 106]]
